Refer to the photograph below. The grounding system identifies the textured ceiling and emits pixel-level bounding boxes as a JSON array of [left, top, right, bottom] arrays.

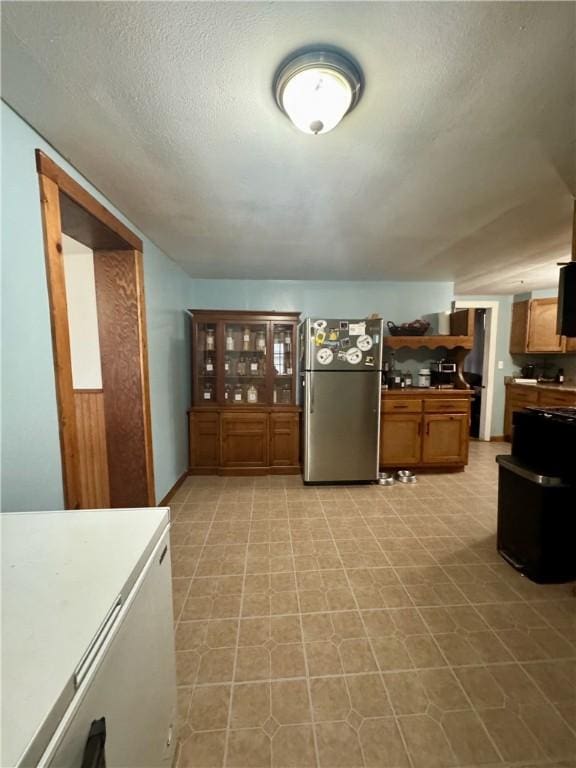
[[2, 2, 575, 293]]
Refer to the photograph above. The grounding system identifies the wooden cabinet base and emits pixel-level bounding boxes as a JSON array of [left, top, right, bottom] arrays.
[[380, 390, 471, 471], [504, 383, 576, 440], [189, 408, 300, 476]]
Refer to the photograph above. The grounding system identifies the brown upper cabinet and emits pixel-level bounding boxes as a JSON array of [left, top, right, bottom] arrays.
[[509, 298, 566, 354], [449, 308, 474, 337], [188, 310, 299, 407]]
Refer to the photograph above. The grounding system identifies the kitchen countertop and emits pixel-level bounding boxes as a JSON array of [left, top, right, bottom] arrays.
[[505, 378, 576, 394], [1, 507, 170, 768]]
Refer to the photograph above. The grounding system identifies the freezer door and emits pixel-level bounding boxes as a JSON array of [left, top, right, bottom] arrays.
[[304, 371, 381, 482], [37, 532, 176, 768], [303, 318, 383, 371]]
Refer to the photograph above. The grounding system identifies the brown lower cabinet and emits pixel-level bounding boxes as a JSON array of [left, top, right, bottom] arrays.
[[379, 414, 422, 466], [189, 408, 300, 475], [504, 383, 576, 440], [421, 413, 469, 464], [380, 391, 471, 470]]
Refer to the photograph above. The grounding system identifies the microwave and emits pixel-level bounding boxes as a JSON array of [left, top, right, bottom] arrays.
[[431, 361, 457, 373]]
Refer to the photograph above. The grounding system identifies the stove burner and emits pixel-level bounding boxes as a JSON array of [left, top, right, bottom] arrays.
[[526, 406, 576, 421]]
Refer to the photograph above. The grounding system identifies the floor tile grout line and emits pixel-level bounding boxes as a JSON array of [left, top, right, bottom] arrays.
[[172, 506, 220, 625], [176, 597, 576, 661], [172, 647, 576, 685], [221, 504, 250, 768], [359, 492, 576, 758], [316, 502, 417, 768], [286, 499, 322, 768], [515, 663, 576, 739], [170, 504, 223, 766], [173, 452, 575, 766]]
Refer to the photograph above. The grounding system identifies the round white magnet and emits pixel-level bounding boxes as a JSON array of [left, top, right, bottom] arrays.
[[346, 347, 362, 365], [316, 348, 334, 365], [357, 334, 373, 352]]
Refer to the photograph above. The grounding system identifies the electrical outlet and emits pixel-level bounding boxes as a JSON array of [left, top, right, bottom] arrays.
[[497, 360, 504, 370]]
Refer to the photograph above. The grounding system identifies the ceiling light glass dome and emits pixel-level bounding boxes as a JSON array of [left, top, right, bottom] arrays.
[[274, 50, 362, 135]]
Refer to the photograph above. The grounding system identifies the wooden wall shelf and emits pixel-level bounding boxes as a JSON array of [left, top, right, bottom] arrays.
[[383, 335, 473, 351]]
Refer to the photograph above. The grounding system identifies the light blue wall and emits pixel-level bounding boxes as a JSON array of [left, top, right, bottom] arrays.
[[513, 287, 558, 302], [190, 277, 456, 402], [1, 103, 191, 511], [190, 279, 454, 325]]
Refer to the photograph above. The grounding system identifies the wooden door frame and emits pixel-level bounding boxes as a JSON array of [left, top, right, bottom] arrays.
[[453, 299, 500, 441], [36, 150, 155, 508]]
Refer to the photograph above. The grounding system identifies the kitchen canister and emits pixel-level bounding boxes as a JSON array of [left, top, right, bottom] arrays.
[[418, 368, 431, 388]]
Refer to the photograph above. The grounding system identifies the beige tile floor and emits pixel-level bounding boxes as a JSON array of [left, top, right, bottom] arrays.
[[170, 441, 576, 768]]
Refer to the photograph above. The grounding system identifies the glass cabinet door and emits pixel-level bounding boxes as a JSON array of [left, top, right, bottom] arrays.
[[196, 320, 218, 404], [223, 321, 268, 405], [271, 322, 295, 405]]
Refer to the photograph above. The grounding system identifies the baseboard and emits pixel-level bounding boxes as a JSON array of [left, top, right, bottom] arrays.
[[158, 470, 189, 506], [188, 466, 301, 476], [490, 435, 507, 442]]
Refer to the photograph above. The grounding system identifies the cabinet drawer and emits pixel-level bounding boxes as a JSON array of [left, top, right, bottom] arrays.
[[537, 390, 576, 407], [509, 386, 539, 404], [381, 399, 422, 414], [221, 413, 267, 433], [424, 398, 469, 414]]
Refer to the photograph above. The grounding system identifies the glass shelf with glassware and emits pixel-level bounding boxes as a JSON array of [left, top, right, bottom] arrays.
[[272, 322, 294, 405], [188, 311, 299, 408]]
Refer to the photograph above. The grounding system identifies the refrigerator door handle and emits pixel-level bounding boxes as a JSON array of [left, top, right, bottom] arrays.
[[310, 375, 315, 414]]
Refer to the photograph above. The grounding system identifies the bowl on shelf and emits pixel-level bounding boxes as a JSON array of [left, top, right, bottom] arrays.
[[387, 320, 430, 336]]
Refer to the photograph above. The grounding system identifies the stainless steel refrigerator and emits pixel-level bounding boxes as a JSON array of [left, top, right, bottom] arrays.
[[300, 317, 383, 483]]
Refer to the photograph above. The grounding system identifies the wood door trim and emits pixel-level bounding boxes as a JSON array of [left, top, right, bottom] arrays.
[[37, 151, 155, 508], [74, 390, 110, 508], [38, 172, 81, 509], [134, 250, 156, 505], [36, 150, 143, 251], [94, 249, 155, 507]]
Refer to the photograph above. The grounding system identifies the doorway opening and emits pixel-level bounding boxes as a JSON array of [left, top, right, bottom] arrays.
[[36, 150, 155, 509], [463, 309, 486, 438], [453, 299, 500, 441]]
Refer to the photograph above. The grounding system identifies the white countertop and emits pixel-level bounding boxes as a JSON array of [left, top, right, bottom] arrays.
[[1, 507, 170, 768]]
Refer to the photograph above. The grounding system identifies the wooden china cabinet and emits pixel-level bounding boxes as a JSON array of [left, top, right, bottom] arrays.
[[187, 310, 301, 475]]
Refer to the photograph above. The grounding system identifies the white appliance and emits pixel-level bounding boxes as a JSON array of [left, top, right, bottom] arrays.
[[1, 507, 177, 768]]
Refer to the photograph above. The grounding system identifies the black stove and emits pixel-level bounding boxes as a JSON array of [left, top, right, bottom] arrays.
[[496, 404, 576, 583], [524, 405, 576, 419]]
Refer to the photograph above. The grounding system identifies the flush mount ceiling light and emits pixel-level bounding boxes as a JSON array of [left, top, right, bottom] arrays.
[[274, 50, 362, 135]]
